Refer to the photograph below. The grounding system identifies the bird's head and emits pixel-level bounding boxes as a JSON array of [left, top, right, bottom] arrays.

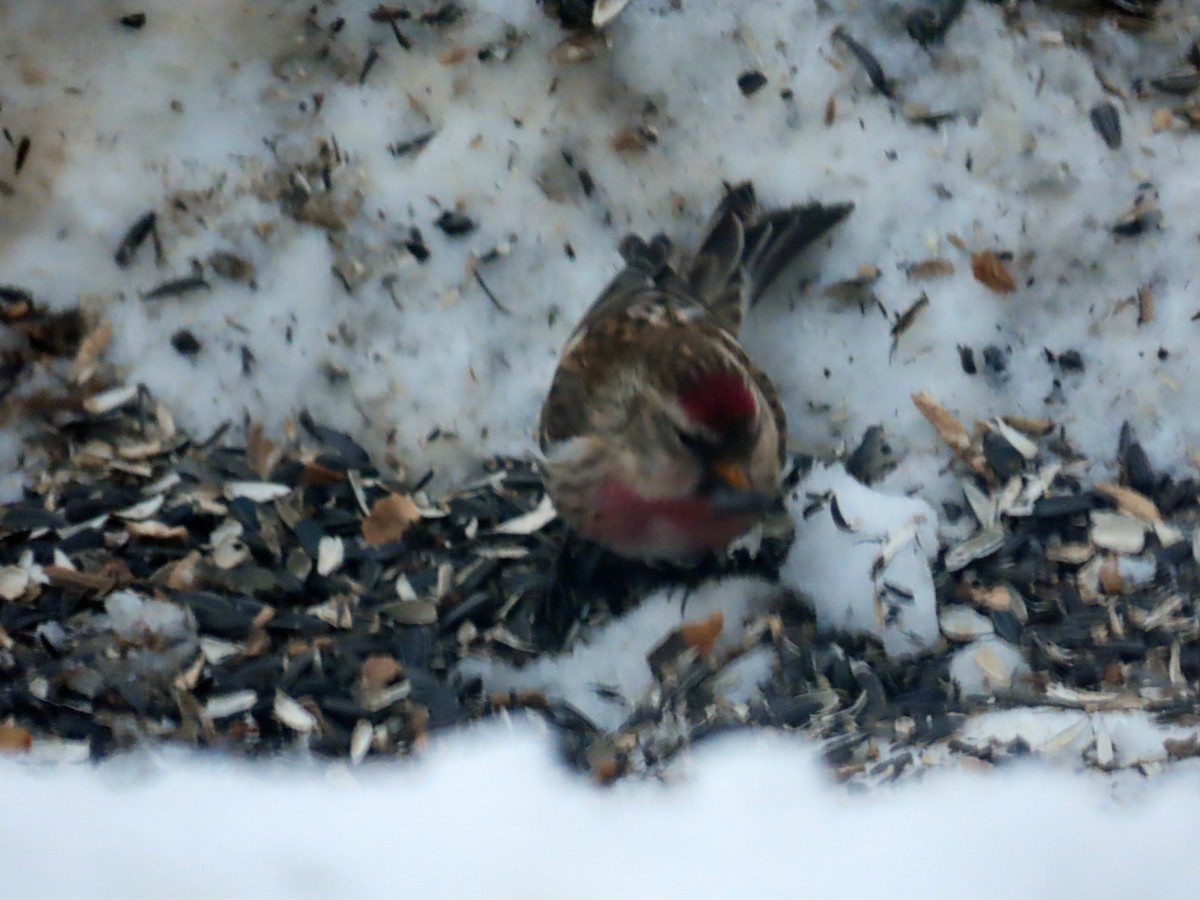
[[648, 366, 777, 514], [609, 362, 777, 513]]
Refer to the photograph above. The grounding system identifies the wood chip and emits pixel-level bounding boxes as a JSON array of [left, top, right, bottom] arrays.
[[124, 520, 188, 541], [69, 318, 112, 383], [912, 391, 970, 452], [1137, 284, 1153, 325]]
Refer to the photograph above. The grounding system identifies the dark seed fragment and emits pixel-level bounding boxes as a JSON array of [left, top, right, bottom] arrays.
[[434, 210, 476, 236], [170, 329, 202, 356], [889, 293, 929, 359], [14, 136, 30, 174], [0, 285, 33, 309], [0, 503, 66, 531], [387, 131, 436, 158], [1149, 68, 1200, 96], [298, 411, 371, 468], [368, 6, 412, 23], [114, 211, 158, 268], [1112, 186, 1161, 237], [358, 46, 381, 86], [831, 26, 894, 98], [1052, 349, 1084, 372], [1158, 478, 1197, 514], [846, 425, 895, 485], [387, 20, 413, 49], [1089, 101, 1122, 149], [1118, 421, 1155, 494], [118, 12, 147, 29], [1032, 492, 1100, 518], [982, 344, 1008, 374], [143, 276, 211, 300], [207, 251, 255, 283], [405, 227, 430, 261], [737, 70, 769, 97], [905, 0, 965, 47], [958, 345, 976, 374], [421, 3, 464, 26], [983, 431, 1024, 481], [177, 592, 268, 640]]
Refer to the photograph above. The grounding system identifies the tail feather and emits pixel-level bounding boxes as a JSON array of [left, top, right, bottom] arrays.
[[744, 200, 855, 301], [687, 182, 853, 333]]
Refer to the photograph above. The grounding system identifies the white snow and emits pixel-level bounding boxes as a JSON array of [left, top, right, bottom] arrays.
[[949, 635, 1032, 699], [4, 0, 1200, 894], [461, 575, 781, 730], [784, 462, 940, 657], [5, 724, 1200, 899]]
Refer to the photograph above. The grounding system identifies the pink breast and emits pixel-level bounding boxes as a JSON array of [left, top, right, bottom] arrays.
[[586, 478, 755, 560]]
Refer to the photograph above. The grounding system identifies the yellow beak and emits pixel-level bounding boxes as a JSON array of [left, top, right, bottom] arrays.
[[711, 459, 752, 492]]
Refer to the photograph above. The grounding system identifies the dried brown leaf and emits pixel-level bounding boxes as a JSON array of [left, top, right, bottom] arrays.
[[610, 128, 648, 153], [906, 258, 955, 280], [0, 723, 32, 754], [42, 565, 118, 594], [361, 493, 421, 545], [1098, 558, 1124, 595], [591, 755, 622, 785], [961, 583, 1013, 613], [677, 611, 724, 656], [437, 46, 470, 65], [360, 655, 403, 691], [301, 461, 345, 486], [970, 250, 1016, 294], [246, 422, 279, 479]]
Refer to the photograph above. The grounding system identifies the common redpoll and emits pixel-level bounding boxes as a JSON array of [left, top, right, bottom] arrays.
[[539, 182, 852, 562]]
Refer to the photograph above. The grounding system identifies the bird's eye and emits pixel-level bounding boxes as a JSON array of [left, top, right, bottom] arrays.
[[674, 427, 712, 456]]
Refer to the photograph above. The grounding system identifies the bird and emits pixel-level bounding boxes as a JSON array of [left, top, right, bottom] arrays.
[[538, 182, 853, 562]]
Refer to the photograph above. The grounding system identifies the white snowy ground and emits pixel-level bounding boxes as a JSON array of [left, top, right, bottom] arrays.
[[5, 724, 1200, 900], [4, 0, 1200, 896]]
